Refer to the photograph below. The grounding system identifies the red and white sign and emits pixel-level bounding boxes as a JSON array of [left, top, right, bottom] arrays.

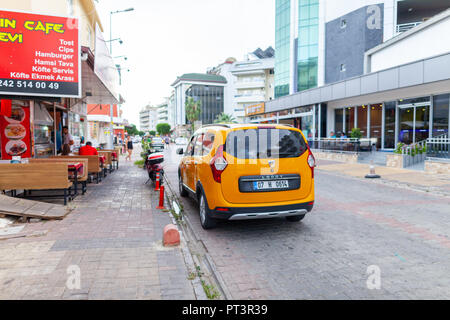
[[0, 10, 81, 97]]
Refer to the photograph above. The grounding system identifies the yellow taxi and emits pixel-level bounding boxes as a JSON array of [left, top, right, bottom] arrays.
[[176, 124, 315, 229]]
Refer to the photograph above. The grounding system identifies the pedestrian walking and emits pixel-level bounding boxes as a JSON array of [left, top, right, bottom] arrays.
[[126, 136, 134, 161]]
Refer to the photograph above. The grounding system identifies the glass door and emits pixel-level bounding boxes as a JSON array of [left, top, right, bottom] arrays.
[[370, 104, 382, 149], [398, 97, 430, 144], [398, 106, 414, 144]]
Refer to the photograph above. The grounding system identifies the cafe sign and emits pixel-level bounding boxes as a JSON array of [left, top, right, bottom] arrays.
[[0, 10, 81, 97], [245, 103, 265, 117]]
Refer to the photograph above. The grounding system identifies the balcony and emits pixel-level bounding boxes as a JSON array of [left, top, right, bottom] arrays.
[[235, 80, 266, 89], [396, 21, 422, 33], [234, 94, 266, 104]]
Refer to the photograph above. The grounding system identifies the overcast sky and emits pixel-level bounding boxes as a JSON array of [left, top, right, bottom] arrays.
[[96, 0, 275, 129]]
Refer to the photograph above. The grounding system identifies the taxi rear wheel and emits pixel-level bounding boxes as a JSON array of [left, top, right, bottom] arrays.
[[286, 214, 305, 222], [199, 191, 216, 230]]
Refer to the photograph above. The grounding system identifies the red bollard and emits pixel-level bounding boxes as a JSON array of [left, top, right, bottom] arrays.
[[155, 171, 160, 191], [157, 185, 166, 210]]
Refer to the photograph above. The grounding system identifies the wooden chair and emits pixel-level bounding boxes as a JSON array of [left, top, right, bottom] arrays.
[[98, 151, 113, 174], [29, 158, 89, 195], [52, 155, 102, 184], [102, 148, 120, 170], [0, 163, 73, 205]]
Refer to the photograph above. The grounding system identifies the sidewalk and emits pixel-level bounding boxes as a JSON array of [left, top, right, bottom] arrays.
[[316, 159, 450, 197], [0, 145, 196, 300]]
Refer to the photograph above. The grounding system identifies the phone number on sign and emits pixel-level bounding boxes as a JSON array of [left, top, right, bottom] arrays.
[[0, 79, 60, 90]]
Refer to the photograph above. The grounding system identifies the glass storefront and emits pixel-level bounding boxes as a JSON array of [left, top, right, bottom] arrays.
[[335, 109, 343, 136], [433, 94, 449, 137], [370, 104, 383, 149], [357, 105, 368, 137], [345, 107, 355, 137], [384, 102, 396, 149]]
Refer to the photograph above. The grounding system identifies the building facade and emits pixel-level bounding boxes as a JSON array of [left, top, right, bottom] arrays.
[[157, 99, 169, 124], [139, 105, 158, 133], [171, 73, 227, 132], [263, 4, 450, 150], [0, 0, 120, 158], [231, 48, 275, 123], [274, 0, 449, 99]]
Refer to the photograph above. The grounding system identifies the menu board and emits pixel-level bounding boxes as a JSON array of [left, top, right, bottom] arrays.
[[0, 100, 31, 160], [0, 10, 80, 97]]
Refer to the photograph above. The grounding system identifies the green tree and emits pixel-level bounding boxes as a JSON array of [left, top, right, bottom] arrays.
[[126, 124, 139, 136], [214, 112, 237, 124], [138, 131, 145, 137], [185, 97, 201, 132], [156, 123, 171, 135], [149, 130, 156, 136]]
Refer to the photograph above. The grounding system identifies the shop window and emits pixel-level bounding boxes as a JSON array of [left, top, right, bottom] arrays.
[[345, 107, 355, 137], [335, 109, 343, 136], [433, 94, 449, 137], [384, 102, 396, 149], [357, 106, 368, 137]]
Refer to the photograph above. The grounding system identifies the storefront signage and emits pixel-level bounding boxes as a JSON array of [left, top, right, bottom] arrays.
[[0, 100, 32, 159], [0, 10, 81, 97], [245, 103, 265, 117]]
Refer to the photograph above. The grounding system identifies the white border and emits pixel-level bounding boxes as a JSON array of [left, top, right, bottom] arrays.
[[0, 8, 82, 98]]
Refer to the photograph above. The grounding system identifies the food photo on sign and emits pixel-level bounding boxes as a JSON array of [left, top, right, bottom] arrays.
[[0, 100, 31, 160]]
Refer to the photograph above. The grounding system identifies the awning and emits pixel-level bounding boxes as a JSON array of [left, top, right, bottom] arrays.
[[81, 46, 120, 105]]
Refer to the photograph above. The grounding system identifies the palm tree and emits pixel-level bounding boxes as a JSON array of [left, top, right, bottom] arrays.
[[185, 97, 201, 133], [214, 112, 237, 124]]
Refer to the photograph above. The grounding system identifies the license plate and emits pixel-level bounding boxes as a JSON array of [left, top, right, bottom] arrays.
[[253, 180, 289, 191]]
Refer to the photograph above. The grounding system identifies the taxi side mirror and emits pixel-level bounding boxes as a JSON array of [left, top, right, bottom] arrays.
[[176, 148, 184, 155]]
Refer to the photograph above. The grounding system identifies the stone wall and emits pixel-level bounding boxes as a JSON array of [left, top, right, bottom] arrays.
[[425, 160, 450, 174], [386, 154, 403, 168], [313, 151, 358, 164]]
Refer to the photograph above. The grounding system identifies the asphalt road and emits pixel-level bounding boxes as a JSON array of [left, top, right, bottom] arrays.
[[163, 144, 450, 299]]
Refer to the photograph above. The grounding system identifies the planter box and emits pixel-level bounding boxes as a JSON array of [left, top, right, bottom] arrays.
[[387, 153, 426, 168], [425, 159, 450, 174]]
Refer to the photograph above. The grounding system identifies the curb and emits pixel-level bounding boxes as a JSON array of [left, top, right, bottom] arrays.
[[162, 174, 233, 300]]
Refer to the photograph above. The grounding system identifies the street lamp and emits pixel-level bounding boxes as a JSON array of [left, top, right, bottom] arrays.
[[106, 38, 123, 45], [109, 8, 134, 54], [108, 8, 133, 149]]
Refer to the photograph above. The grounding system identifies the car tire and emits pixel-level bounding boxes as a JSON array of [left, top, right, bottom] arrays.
[[179, 175, 188, 197], [199, 190, 216, 230], [286, 214, 305, 222]]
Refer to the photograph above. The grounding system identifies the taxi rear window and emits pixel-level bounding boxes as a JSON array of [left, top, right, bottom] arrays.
[[224, 128, 307, 159]]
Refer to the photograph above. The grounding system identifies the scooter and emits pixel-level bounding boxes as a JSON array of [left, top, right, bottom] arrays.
[[145, 151, 164, 186]]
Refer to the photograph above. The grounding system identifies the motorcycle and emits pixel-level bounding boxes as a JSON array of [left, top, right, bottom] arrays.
[[145, 150, 164, 186]]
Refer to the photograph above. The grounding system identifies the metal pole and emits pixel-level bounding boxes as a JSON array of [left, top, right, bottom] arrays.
[[110, 13, 112, 54], [110, 104, 114, 149]]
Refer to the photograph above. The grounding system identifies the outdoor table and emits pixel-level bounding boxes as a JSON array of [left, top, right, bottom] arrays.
[[68, 162, 83, 197]]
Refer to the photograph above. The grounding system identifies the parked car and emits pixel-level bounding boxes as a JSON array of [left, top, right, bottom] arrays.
[[151, 137, 165, 152], [176, 124, 316, 229], [175, 137, 188, 145]]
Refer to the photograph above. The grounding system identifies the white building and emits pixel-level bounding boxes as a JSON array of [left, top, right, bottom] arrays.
[[231, 48, 275, 122], [139, 105, 158, 133], [157, 99, 169, 124]]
